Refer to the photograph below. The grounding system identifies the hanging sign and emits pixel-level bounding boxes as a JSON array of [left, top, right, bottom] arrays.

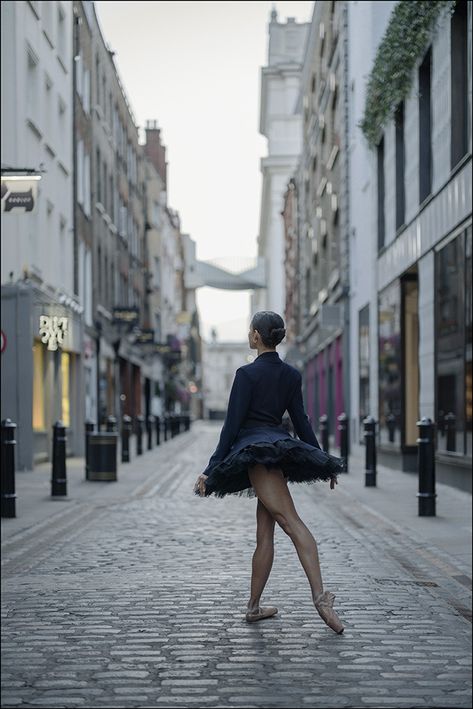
[[39, 316, 69, 351], [113, 307, 139, 326], [135, 329, 155, 344], [1, 177, 40, 214]]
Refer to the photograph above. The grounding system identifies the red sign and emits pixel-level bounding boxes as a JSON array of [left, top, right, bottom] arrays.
[[0, 330, 6, 354]]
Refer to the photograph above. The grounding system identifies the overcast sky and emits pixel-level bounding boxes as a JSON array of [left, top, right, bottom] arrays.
[[95, 1, 314, 341]]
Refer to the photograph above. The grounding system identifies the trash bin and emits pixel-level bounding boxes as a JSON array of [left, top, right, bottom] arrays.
[[88, 432, 118, 481]]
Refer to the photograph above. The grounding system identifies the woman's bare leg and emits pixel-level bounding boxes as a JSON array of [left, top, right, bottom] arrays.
[[248, 498, 276, 611], [248, 464, 324, 601]]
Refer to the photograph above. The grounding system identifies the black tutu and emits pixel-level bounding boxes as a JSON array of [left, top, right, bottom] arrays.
[[197, 425, 344, 499]]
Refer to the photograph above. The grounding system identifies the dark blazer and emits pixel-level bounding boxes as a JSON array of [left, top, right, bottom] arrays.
[[203, 350, 321, 474]]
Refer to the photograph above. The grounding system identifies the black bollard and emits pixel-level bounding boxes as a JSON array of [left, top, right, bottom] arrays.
[[444, 412, 456, 452], [155, 416, 161, 446], [136, 415, 145, 455], [363, 416, 377, 487], [387, 413, 396, 443], [1, 419, 17, 518], [416, 417, 437, 516], [51, 421, 67, 496], [319, 414, 329, 453], [147, 415, 154, 450], [163, 415, 168, 442], [85, 419, 95, 480], [106, 415, 117, 432], [337, 412, 349, 473], [121, 415, 132, 463], [185, 414, 190, 432]]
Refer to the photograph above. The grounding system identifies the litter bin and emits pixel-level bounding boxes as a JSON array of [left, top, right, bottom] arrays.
[[88, 432, 118, 481]]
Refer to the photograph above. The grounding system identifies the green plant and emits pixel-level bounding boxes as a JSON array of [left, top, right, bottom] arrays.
[[360, 0, 456, 148]]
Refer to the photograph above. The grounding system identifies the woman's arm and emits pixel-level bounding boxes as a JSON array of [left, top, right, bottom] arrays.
[[202, 367, 252, 474], [287, 372, 322, 449]]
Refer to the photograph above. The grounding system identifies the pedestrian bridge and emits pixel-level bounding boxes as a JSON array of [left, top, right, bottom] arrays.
[[190, 256, 266, 290]]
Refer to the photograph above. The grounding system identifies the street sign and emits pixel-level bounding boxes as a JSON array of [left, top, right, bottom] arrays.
[[1, 177, 40, 214]]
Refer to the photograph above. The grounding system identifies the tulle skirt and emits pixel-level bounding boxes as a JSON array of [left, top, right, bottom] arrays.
[[196, 425, 344, 499]]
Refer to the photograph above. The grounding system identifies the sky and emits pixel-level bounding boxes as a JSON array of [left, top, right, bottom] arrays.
[[95, 0, 314, 341]]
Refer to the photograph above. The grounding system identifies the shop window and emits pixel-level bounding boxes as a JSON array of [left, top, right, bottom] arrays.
[[33, 341, 45, 430], [358, 305, 370, 441], [435, 228, 472, 454], [378, 281, 401, 445], [61, 351, 70, 428]]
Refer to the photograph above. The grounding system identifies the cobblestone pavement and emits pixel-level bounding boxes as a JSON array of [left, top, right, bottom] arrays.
[[1, 421, 471, 708]]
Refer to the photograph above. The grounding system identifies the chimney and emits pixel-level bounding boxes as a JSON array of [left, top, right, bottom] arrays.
[[145, 120, 167, 189]]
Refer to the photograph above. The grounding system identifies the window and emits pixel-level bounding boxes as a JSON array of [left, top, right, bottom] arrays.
[[32, 341, 45, 430], [435, 226, 472, 455], [77, 139, 84, 205], [450, 0, 469, 168], [395, 102, 405, 230], [96, 148, 101, 203], [419, 48, 432, 203], [26, 46, 39, 123], [84, 151, 91, 216], [61, 352, 70, 428], [377, 137, 385, 250], [57, 4, 66, 66], [378, 281, 402, 446], [358, 305, 370, 442]]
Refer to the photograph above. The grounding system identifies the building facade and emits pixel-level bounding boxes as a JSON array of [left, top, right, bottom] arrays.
[[252, 8, 309, 355], [1, 0, 83, 467]]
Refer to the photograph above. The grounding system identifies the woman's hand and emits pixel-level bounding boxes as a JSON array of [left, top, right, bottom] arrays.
[[329, 476, 338, 490], [194, 473, 208, 496]]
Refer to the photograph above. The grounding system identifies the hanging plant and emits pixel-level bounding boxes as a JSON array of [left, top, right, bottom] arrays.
[[360, 0, 457, 148]]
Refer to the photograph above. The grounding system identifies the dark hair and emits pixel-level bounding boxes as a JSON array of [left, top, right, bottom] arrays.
[[250, 311, 286, 348]]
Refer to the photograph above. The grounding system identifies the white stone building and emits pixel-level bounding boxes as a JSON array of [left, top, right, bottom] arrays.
[[252, 8, 309, 350], [201, 340, 254, 419]]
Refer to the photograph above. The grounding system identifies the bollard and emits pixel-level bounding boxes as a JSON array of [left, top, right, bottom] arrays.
[[106, 415, 117, 432], [1, 419, 17, 518], [163, 415, 169, 442], [416, 417, 437, 516], [337, 412, 349, 473], [121, 415, 132, 463], [155, 416, 161, 446], [51, 421, 67, 496], [444, 412, 456, 452], [85, 419, 95, 480], [363, 416, 377, 487], [136, 415, 144, 455], [387, 413, 396, 443], [147, 415, 154, 450], [185, 414, 190, 431], [319, 414, 329, 453]]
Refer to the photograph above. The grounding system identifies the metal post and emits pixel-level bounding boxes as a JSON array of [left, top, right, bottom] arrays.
[[387, 413, 396, 443], [444, 412, 456, 452], [1, 419, 17, 518], [163, 415, 168, 442], [319, 414, 329, 453], [363, 416, 377, 487], [106, 415, 117, 433], [121, 415, 132, 463], [185, 414, 190, 431], [416, 417, 437, 516], [85, 419, 95, 480], [155, 416, 161, 446], [337, 412, 349, 473], [147, 415, 154, 450], [51, 421, 67, 496], [136, 415, 144, 455]]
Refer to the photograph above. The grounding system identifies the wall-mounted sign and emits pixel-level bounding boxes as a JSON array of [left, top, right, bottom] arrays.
[[113, 307, 139, 326], [1, 176, 40, 214], [39, 315, 69, 351], [135, 329, 155, 344]]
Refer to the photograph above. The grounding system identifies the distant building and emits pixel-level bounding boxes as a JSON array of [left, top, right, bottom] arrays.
[[202, 340, 253, 419]]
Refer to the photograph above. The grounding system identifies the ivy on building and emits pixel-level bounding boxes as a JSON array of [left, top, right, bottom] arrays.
[[360, 0, 457, 148]]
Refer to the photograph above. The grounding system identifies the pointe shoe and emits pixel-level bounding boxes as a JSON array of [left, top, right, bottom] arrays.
[[245, 606, 278, 623], [313, 591, 345, 634]]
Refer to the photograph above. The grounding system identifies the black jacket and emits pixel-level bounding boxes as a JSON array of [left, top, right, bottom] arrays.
[[203, 350, 321, 474]]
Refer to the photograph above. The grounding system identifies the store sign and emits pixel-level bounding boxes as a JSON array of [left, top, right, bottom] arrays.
[[113, 307, 139, 326], [1, 177, 40, 214], [39, 315, 69, 351], [135, 329, 155, 344]]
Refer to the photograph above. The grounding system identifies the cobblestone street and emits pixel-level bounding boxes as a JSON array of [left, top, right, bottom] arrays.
[[1, 421, 472, 709]]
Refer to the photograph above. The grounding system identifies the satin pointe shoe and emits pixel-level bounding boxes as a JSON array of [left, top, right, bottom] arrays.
[[245, 606, 278, 623], [313, 591, 345, 634]]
